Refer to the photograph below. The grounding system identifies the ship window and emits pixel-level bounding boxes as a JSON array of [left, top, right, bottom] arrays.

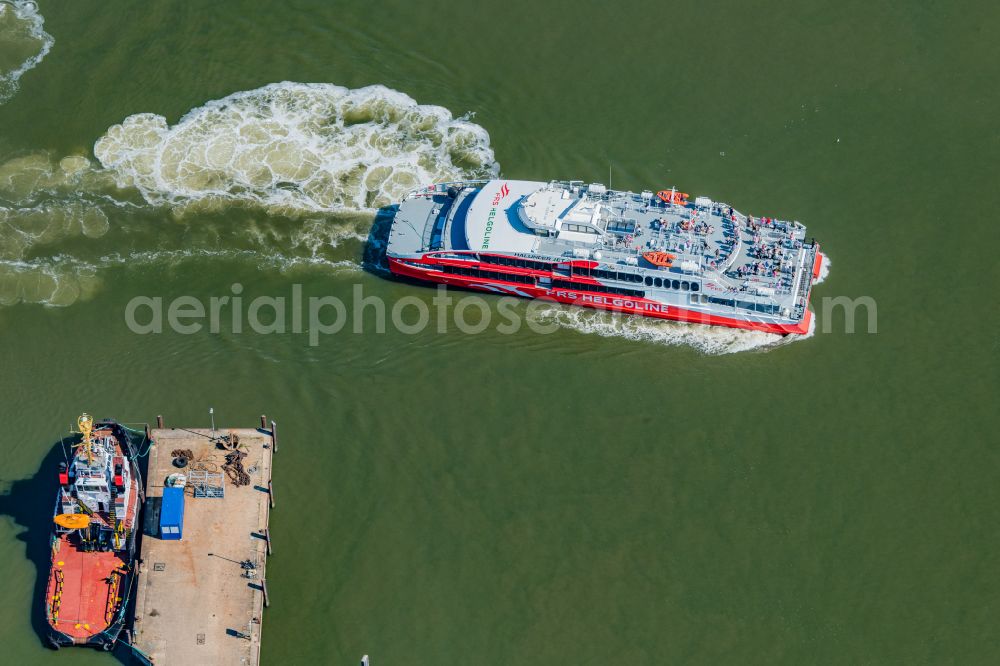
[[671, 279, 680, 290], [644, 276, 653, 286], [654, 277, 663, 288], [691, 283, 700, 292], [681, 281, 690, 291]]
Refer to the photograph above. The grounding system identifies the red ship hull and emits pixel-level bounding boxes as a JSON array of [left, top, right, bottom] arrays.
[[388, 252, 823, 336]]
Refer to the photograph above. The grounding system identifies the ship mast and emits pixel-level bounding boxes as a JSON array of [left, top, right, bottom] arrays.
[[76, 413, 95, 465]]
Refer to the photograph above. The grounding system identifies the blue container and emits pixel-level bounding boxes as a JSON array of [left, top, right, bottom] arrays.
[[159, 486, 185, 540]]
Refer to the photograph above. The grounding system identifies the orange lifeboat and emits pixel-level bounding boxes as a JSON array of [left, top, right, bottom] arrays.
[[643, 251, 676, 267], [656, 190, 689, 205]]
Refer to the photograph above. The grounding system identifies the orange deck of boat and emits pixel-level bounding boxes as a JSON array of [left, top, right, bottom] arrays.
[[47, 537, 124, 640]]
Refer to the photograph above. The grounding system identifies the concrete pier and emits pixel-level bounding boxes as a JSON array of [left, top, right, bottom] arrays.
[[131, 425, 274, 665]]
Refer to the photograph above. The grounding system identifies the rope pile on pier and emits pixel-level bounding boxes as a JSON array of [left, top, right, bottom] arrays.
[[222, 449, 251, 487], [171, 448, 194, 462], [217, 431, 241, 451]]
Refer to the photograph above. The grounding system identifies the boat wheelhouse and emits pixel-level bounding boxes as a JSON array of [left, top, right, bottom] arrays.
[[386, 179, 823, 335]]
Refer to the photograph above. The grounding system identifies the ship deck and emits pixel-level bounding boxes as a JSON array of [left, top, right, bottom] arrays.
[[392, 181, 816, 320], [48, 538, 125, 640], [132, 426, 274, 666]]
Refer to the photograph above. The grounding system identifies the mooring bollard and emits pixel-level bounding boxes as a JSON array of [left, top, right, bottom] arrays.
[[156, 415, 164, 429], [260, 414, 267, 430], [268, 479, 275, 509], [270, 420, 278, 453]]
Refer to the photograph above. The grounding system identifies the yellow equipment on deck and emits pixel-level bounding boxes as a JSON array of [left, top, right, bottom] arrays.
[[54, 513, 91, 530], [74, 413, 96, 465]]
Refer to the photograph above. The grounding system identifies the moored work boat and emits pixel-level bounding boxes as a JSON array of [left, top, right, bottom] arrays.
[[387, 180, 824, 335], [44, 414, 142, 650]]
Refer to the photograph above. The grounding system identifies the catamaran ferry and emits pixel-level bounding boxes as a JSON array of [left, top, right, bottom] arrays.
[[386, 180, 824, 335]]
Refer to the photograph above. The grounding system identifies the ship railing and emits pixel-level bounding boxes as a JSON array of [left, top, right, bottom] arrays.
[[795, 246, 817, 306], [719, 216, 743, 273], [421, 212, 435, 249], [404, 179, 492, 200]]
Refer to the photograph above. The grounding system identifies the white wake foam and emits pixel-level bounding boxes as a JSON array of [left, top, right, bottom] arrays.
[[0, 257, 100, 307], [0, 81, 494, 307], [0, 1, 52, 103], [815, 252, 831, 285], [529, 303, 816, 355], [94, 82, 499, 213], [0, 245, 363, 308]]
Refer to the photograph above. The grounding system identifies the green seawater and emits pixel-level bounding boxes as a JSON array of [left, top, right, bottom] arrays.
[[0, 0, 998, 663]]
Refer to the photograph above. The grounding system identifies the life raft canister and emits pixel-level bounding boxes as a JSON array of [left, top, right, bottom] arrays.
[[642, 251, 676, 267]]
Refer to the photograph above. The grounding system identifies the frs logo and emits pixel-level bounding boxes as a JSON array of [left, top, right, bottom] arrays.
[[492, 182, 510, 206]]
